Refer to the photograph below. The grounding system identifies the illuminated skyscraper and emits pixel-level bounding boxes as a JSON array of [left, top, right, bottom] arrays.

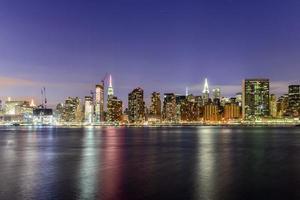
[[162, 93, 177, 122], [235, 92, 242, 107], [288, 85, 300, 117], [242, 79, 270, 120], [107, 96, 123, 123], [212, 88, 221, 100], [107, 74, 114, 98], [128, 88, 145, 123], [62, 97, 82, 122], [202, 78, 210, 105], [277, 94, 289, 117], [149, 92, 161, 122], [95, 83, 104, 122], [269, 94, 277, 118], [84, 96, 94, 123]]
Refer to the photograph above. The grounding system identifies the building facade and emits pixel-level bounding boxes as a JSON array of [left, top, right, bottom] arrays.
[[149, 92, 161, 122], [107, 96, 123, 123], [95, 83, 104, 123], [128, 88, 145, 123], [224, 103, 241, 120], [288, 85, 300, 117], [269, 94, 277, 118], [84, 96, 94, 123], [162, 93, 177, 122], [242, 79, 270, 120]]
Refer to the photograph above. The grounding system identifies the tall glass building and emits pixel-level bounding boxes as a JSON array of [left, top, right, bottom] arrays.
[[242, 79, 270, 120], [128, 88, 145, 124], [288, 85, 300, 117]]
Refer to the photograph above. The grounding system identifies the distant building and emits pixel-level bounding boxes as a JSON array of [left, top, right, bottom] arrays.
[[107, 74, 114, 98], [212, 88, 221, 100], [176, 95, 186, 121], [149, 92, 161, 122], [4, 100, 33, 122], [277, 94, 289, 118], [107, 96, 123, 123], [84, 96, 94, 123], [62, 97, 82, 122], [162, 93, 177, 122], [288, 85, 300, 117], [235, 92, 242, 107], [178, 95, 201, 122], [224, 103, 241, 120], [203, 104, 220, 121], [95, 83, 104, 123], [269, 94, 277, 118], [128, 88, 145, 123], [242, 79, 270, 120], [33, 108, 53, 125], [202, 78, 210, 105]]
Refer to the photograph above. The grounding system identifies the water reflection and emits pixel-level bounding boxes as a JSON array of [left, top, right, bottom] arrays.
[[195, 127, 217, 199], [0, 127, 300, 200], [100, 127, 124, 199], [78, 127, 100, 199]]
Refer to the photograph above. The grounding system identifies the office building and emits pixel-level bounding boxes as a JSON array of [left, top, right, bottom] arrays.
[[242, 79, 270, 120], [162, 93, 177, 122], [203, 104, 220, 121], [95, 83, 104, 123], [62, 97, 82, 122], [128, 88, 145, 123], [277, 94, 289, 117], [269, 94, 277, 118], [288, 85, 300, 117], [202, 78, 210, 105], [149, 92, 161, 122], [84, 96, 94, 123], [107, 96, 123, 122], [224, 103, 241, 120], [107, 74, 114, 98]]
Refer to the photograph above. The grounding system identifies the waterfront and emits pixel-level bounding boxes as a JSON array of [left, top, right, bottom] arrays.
[[1, 127, 300, 200]]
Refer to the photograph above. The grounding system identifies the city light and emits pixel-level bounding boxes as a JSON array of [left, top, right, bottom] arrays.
[[0, 77, 299, 126]]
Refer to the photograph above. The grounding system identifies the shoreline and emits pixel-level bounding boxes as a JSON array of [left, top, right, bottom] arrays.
[[0, 123, 299, 128]]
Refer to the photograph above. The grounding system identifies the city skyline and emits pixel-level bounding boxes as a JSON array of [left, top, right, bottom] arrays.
[[1, 0, 300, 105], [0, 76, 299, 108]]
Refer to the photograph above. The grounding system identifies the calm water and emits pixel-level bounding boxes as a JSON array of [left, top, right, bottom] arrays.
[[0, 126, 300, 200]]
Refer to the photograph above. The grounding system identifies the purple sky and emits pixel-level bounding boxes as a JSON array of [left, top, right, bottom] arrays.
[[0, 0, 300, 107]]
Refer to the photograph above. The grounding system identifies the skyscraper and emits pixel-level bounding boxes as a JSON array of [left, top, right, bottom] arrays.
[[277, 94, 288, 117], [242, 79, 270, 120], [84, 96, 94, 123], [149, 92, 161, 121], [62, 97, 82, 122], [107, 74, 114, 98], [128, 88, 145, 123], [212, 88, 221, 100], [162, 93, 177, 122], [202, 78, 210, 105], [95, 83, 104, 123], [269, 94, 277, 118], [107, 96, 123, 123], [288, 85, 300, 117]]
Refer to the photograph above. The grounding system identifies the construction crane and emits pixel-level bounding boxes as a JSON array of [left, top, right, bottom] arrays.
[[41, 87, 47, 108], [101, 72, 109, 88]]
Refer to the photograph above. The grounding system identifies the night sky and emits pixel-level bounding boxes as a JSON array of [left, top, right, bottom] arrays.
[[0, 0, 300, 107]]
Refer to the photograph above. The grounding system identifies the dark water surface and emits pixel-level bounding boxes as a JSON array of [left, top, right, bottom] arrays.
[[1, 126, 300, 200]]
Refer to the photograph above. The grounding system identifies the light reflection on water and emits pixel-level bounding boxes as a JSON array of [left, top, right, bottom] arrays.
[[0, 127, 300, 200]]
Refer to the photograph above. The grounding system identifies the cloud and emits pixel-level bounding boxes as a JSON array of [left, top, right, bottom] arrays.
[[0, 76, 38, 88]]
